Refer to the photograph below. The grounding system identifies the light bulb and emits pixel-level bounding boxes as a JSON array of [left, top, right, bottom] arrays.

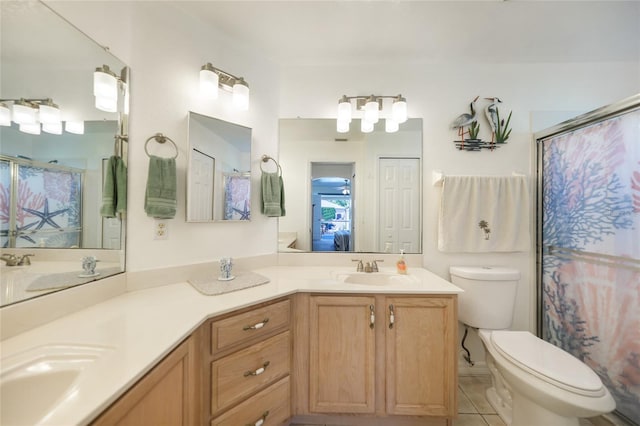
[[361, 119, 374, 133], [337, 119, 350, 133], [385, 118, 399, 133], [65, 121, 84, 135], [392, 96, 408, 123], [337, 96, 352, 123], [38, 100, 61, 124], [0, 103, 10, 126], [93, 65, 118, 100], [19, 122, 41, 135], [200, 63, 219, 99], [95, 95, 118, 113], [12, 100, 38, 125], [42, 122, 63, 135], [232, 78, 250, 110], [364, 96, 379, 124]]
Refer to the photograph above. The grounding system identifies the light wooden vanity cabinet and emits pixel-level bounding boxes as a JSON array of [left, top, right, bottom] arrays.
[[293, 293, 457, 424], [205, 297, 292, 426], [92, 332, 202, 426]]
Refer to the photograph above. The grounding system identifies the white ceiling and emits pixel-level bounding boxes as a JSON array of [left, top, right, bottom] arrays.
[[174, 0, 640, 66]]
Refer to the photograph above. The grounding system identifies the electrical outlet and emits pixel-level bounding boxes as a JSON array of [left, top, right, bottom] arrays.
[[154, 219, 168, 240]]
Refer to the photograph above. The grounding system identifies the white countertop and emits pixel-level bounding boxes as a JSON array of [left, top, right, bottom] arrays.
[[0, 266, 461, 426]]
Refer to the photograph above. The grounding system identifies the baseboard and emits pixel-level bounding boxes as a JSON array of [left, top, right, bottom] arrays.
[[458, 360, 489, 376]]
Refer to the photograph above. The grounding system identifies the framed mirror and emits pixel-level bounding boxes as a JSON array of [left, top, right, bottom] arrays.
[[186, 112, 252, 222], [278, 118, 422, 254], [0, 1, 129, 306]]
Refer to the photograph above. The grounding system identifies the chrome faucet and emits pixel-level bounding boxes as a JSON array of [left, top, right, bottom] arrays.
[[371, 259, 384, 272], [1, 253, 34, 266]]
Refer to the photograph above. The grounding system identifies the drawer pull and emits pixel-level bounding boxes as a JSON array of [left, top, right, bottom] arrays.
[[243, 318, 269, 330], [244, 361, 271, 377], [245, 410, 269, 426], [369, 304, 375, 329], [389, 304, 395, 329]]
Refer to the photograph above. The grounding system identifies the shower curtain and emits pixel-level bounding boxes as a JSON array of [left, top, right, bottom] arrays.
[[538, 98, 640, 424]]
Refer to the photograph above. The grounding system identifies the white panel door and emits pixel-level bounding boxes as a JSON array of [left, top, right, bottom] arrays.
[[378, 158, 420, 253], [188, 149, 215, 221]]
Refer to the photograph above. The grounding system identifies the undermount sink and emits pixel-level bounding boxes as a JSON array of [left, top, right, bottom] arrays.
[[1, 344, 111, 425], [331, 271, 419, 285]]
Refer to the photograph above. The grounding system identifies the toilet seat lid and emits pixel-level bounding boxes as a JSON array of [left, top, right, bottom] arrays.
[[490, 331, 604, 396]]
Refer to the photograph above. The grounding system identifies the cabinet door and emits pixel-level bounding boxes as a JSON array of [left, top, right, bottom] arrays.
[[385, 296, 457, 417], [92, 334, 200, 425], [309, 295, 376, 414]]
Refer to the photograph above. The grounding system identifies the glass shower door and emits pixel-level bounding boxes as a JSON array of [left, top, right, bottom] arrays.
[[538, 102, 640, 424]]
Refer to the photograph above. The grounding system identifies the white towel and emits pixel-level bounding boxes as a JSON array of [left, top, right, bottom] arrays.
[[438, 175, 530, 252]]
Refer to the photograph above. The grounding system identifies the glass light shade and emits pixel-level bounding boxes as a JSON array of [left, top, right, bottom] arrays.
[[95, 95, 118, 113], [39, 101, 61, 124], [392, 97, 408, 123], [19, 122, 41, 135], [42, 122, 63, 135], [12, 101, 38, 124], [337, 97, 352, 123], [0, 103, 10, 126], [385, 118, 399, 133], [364, 98, 379, 124], [65, 121, 85, 135], [361, 119, 374, 133], [93, 66, 118, 100], [233, 78, 250, 111], [199, 67, 219, 99], [337, 119, 350, 133]]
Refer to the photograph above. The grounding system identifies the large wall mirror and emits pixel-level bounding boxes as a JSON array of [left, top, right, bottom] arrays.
[[278, 118, 422, 254], [186, 112, 251, 222], [0, 1, 129, 306]]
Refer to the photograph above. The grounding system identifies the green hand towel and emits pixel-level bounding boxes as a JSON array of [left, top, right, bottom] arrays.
[[100, 156, 127, 218], [144, 155, 177, 219], [261, 171, 285, 217]]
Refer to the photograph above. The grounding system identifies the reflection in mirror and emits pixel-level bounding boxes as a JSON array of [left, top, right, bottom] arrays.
[[0, 1, 128, 307], [187, 112, 251, 222], [279, 118, 422, 254]]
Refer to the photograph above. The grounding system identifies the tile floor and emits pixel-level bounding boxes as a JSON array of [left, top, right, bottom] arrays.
[[293, 374, 633, 426]]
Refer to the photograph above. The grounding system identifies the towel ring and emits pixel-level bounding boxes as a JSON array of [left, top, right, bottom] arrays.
[[144, 133, 179, 159], [260, 154, 282, 175]]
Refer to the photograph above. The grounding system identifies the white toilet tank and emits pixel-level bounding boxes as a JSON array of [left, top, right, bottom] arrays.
[[450, 266, 520, 330]]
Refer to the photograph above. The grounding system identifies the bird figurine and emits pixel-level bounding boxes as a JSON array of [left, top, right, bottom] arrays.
[[450, 96, 480, 141], [484, 97, 502, 142]]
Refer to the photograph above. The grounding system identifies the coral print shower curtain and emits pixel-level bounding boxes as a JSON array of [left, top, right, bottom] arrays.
[[539, 102, 640, 424]]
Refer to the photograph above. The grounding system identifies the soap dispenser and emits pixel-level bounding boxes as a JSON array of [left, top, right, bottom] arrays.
[[396, 250, 407, 275]]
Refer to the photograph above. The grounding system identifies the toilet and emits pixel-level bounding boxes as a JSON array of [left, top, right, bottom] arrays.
[[450, 266, 615, 426]]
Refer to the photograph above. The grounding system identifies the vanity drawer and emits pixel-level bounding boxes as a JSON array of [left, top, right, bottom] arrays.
[[211, 299, 290, 354], [211, 331, 291, 415], [211, 376, 290, 426]]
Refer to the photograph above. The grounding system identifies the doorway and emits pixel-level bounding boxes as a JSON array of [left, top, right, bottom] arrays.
[[310, 162, 354, 252]]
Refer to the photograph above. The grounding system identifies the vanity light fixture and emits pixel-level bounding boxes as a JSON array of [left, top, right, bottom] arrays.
[[93, 64, 128, 113], [336, 94, 408, 134], [0, 97, 75, 135], [199, 63, 250, 111]]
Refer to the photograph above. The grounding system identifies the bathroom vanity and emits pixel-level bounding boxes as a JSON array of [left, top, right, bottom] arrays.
[[0, 266, 461, 426]]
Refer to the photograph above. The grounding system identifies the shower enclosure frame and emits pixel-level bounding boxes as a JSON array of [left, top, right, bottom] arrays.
[[534, 93, 640, 424]]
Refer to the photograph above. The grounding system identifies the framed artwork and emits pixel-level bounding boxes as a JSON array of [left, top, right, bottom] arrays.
[[223, 173, 251, 220]]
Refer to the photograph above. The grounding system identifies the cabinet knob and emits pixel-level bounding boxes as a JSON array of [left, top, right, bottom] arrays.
[[244, 361, 270, 377], [245, 410, 269, 426], [243, 318, 269, 330]]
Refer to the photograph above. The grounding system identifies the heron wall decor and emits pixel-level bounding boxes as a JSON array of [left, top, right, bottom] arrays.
[[450, 96, 512, 151]]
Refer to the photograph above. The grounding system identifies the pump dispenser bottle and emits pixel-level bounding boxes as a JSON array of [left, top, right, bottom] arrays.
[[396, 249, 407, 275]]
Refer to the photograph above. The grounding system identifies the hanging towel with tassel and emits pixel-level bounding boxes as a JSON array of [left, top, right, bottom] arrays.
[[100, 156, 127, 218], [438, 175, 530, 252], [261, 171, 285, 217], [144, 155, 177, 219]]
